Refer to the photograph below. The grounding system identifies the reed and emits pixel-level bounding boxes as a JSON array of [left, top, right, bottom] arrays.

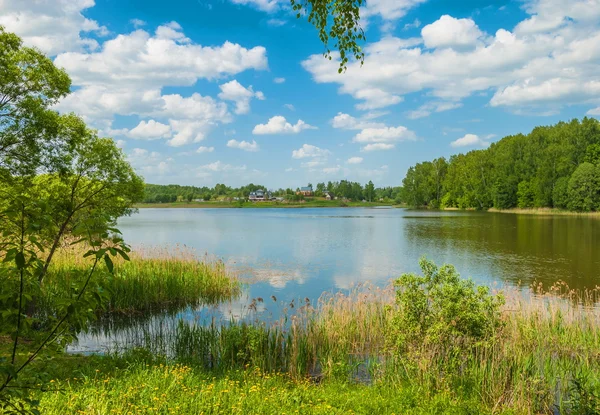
[[138, 281, 599, 413], [39, 245, 241, 316]]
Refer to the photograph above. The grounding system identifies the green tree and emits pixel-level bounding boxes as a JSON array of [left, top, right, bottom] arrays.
[[365, 180, 375, 202], [0, 26, 71, 176], [0, 28, 141, 412], [517, 180, 534, 208], [552, 176, 570, 209], [567, 163, 600, 212]]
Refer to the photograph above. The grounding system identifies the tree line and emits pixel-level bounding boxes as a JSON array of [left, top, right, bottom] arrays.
[[401, 118, 600, 212], [143, 180, 403, 203]]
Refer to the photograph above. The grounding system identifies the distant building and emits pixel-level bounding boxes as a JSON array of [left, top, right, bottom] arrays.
[[249, 189, 272, 201], [297, 185, 313, 196], [324, 191, 333, 200]]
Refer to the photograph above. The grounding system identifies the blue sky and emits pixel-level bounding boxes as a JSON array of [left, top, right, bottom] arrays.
[[2, 0, 600, 188]]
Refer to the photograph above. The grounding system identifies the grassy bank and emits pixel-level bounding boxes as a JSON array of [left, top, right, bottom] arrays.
[[40, 246, 240, 316], [135, 200, 395, 209], [16, 277, 599, 414]]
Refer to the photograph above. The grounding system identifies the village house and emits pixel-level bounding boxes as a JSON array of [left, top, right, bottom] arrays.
[[296, 185, 313, 196], [248, 189, 273, 201]]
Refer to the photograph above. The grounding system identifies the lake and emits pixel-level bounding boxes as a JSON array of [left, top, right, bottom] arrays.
[[72, 207, 600, 352]]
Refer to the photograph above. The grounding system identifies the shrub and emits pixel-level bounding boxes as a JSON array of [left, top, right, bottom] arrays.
[[388, 257, 504, 361]]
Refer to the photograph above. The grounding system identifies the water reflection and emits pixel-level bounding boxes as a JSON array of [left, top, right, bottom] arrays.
[[71, 208, 600, 353]]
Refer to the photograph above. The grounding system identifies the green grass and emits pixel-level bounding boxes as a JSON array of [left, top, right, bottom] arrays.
[[40, 246, 240, 316], [21, 351, 490, 415]]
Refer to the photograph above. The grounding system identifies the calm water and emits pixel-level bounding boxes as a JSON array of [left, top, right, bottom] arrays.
[[72, 207, 600, 352]]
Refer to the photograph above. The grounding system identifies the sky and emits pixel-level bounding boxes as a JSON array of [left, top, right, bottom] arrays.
[[2, 0, 600, 189]]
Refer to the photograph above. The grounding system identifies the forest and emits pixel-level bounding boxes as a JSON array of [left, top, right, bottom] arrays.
[[142, 181, 403, 203], [401, 118, 600, 211]]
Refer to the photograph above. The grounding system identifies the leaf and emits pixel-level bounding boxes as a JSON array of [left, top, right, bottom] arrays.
[[15, 252, 25, 269], [104, 254, 114, 273]]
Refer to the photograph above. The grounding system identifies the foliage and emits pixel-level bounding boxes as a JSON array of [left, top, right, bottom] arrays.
[[402, 118, 600, 211], [291, 0, 365, 72], [0, 28, 142, 413], [388, 258, 504, 362], [0, 26, 71, 177], [567, 162, 600, 212]]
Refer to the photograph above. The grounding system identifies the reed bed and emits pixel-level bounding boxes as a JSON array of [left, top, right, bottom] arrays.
[[40, 245, 241, 316], [124, 281, 600, 414]]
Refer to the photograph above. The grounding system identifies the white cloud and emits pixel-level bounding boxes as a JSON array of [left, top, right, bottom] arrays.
[[227, 139, 260, 152], [587, 107, 600, 115], [353, 126, 416, 143], [127, 119, 171, 140], [54, 24, 268, 88], [450, 133, 490, 148], [198, 161, 247, 173], [322, 165, 341, 174], [197, 146, 215, 153], [302, 1, 600, 113], [292, 144, 331, 159], [130, 19, 146, 28], [331, 113, 385, 130], [127, 147, 173, 176], [404, 18, 421, 30], [284, 104, 295, 111], [406, 101, 463, 119], [361, 143, 395, 152], [346, 157, 363, 164], [229, 0, 283, 12], [218, 80, 265, 115], [274, 77, 286, 83], [267, 19, 286, 27], [253, 116, 316, 135], [421, 15, 484, 49], [0, 0, 107, 55], [360, 0, 427, 27]]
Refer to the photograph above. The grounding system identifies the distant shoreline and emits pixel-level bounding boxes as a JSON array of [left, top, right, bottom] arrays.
[[486, 207, 600, 216], [134, 201, 399, 209]]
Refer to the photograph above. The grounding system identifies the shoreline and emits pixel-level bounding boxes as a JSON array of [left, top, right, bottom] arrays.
[[135, 201, 399, 209]]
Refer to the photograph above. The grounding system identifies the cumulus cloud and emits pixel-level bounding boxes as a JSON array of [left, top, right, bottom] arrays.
[[229, 0, 283, 12], [450, 133, 491, 148], [227, 139, 260, 152], [197, 161, 247, 173], [0, 0, 108, 55], [130, 19, 146, 28], [38, 19, 268, 148], [197, 146, 215, 153], [127, 120, 171, 140], [421, 15, 484, 49], [331, 113, 385, 130], [292, 144, 331, 159], [353, 126, 416, 144], [253, 116, 316, 135], [360, 0, 427, 28], [361, 143, 395, 151], [346, 157, 364, 164], [54, 24, 268, 88], [218, 80, 265, 115], [302, 0, 600, 115]]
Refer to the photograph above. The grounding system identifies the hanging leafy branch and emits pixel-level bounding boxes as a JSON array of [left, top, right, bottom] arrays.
[[290, 0, 366, 72]]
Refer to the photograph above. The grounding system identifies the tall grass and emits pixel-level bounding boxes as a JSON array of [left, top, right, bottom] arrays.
[[126, 281, 599, 413], [39, 245, 240, 316]]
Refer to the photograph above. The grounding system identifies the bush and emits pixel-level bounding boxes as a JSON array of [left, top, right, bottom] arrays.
[[517, 180, 534, 208], [388, 257, 504, 361]]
